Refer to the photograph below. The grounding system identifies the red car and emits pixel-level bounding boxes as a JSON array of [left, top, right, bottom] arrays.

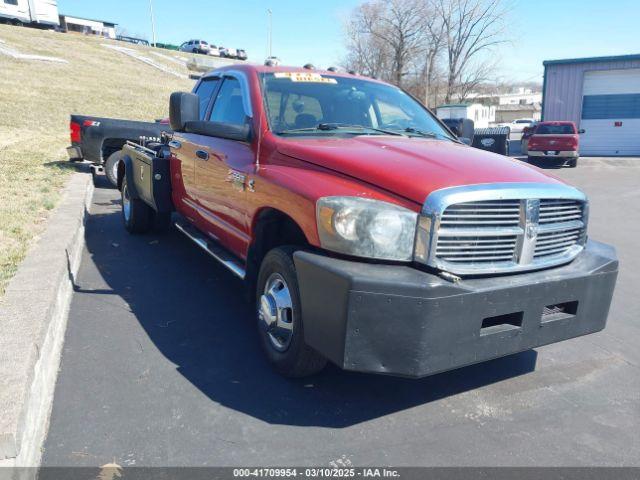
[[116, 64, 617, 378], [526, 121, 584, 168]]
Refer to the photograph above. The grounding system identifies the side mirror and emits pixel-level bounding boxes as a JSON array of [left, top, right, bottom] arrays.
[[578, 129, 585, 134], [184, 120, 252, 143], [459, 137, 472, 146], [460, 118, 475, 139], [170, 92, 199, 131]]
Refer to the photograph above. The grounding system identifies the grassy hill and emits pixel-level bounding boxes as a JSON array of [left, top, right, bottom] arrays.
[[0, 24, 195, 295]]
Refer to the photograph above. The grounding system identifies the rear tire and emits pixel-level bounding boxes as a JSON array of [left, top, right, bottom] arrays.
[[121, 177, 152, 234], [256, 247, 327, 378], [105, 151, 122, 187]]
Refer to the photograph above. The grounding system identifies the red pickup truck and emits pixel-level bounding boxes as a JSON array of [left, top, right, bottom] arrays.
[[525, 121, 584, 168], [117, 65, 618, 378]]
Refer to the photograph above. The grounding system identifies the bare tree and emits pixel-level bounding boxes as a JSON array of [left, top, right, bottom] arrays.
[[437, 0, 508, 103], [343, 11, 392, 80], [345, 0, 431, 87], [456, 59, 496, 101], [342, 0, 508, 107], [420, 2, 445, 107]]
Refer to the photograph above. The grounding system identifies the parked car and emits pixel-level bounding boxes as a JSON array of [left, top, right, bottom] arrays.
[[116, 64, 617, 379], [179, 40, 211, 55], [526, 121, 584, 168], [498, 118, 536, 134], [219, 47, 237, 58], [264, 56, 281, 66], [236, 49, 248, 61], [67, 115, 171, 187], [208, 44, 220, 57]]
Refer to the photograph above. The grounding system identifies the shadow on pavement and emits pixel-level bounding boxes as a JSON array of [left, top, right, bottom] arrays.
[[79, 180, 538, 429]]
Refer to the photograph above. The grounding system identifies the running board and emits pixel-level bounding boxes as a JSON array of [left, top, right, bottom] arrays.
[[174, 220, 246, 280]]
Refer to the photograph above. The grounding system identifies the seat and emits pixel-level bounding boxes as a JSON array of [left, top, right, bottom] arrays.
[[294, 113, 317, 129]]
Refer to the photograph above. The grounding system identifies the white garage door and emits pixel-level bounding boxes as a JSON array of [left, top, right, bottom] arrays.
[[580, 69, 640, 156]]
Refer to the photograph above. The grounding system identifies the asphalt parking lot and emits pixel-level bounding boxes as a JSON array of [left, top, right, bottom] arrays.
[[42, 159, 640, 467]]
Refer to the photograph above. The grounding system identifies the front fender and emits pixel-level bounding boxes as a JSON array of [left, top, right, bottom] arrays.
[[248, 162, 421, 247]]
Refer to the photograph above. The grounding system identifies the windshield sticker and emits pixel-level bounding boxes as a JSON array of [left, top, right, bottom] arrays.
[[274, 72, 337, 84]]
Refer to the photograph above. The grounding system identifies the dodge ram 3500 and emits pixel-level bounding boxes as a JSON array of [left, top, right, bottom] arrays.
[[117, 65, 618, 378]]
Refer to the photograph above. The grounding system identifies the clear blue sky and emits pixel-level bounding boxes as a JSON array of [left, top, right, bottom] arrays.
[[58, 0, 640, 84]]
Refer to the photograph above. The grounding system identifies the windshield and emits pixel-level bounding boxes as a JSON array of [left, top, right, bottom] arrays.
[[260, 72, 454, 139]]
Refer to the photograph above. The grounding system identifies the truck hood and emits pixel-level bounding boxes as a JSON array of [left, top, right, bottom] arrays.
[[276, 136, 563, 205]]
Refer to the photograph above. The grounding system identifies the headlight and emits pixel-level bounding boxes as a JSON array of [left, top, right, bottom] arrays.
[[316, 197, 418, 261]]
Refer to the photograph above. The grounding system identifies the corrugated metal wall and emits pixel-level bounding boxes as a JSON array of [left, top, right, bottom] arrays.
[[543, 59, 640, 124]]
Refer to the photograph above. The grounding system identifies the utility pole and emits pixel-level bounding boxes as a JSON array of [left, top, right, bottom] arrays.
[[149, 0, 157, 47], [267, 9, 272, 57]]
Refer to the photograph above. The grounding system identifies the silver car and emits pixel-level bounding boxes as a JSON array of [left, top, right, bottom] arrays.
[[179, 40, 211, 55]]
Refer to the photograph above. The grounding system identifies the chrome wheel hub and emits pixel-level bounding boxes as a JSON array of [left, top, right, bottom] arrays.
[[258, 273, 294, 352], [122, 184, 131, 222], [111, 160, 119, 184]]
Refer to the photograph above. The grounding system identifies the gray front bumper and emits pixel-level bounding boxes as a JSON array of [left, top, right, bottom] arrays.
[[294, 240, 618, 378]]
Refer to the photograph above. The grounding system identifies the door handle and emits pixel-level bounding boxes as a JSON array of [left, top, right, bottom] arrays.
[[195, 150, 209, 161], [168, 140, 181, 149]]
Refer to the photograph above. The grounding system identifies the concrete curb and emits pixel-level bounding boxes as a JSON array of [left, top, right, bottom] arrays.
[[0, 169, 94, 467]]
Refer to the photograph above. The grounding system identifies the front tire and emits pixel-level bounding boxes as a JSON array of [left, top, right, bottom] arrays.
[[105, 151, 122, 187], [121, 177, 152, 234], [256, 247, 327, 377], [567, 158, 578, 168]]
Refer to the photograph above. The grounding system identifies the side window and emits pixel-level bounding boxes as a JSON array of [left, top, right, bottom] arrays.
[[209, 77, 246, 126], [194, 78, 219, 120], [4, 0, 19, 5]]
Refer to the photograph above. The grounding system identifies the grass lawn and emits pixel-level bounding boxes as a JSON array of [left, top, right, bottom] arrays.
[[0, 25, 194, 296]]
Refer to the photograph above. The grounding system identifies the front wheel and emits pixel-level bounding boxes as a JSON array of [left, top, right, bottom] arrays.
[[567, 158, 578, 168], [256, 247, 327, 377]]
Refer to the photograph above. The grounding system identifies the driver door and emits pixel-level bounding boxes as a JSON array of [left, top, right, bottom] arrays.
[[193, 75, 255, 259]]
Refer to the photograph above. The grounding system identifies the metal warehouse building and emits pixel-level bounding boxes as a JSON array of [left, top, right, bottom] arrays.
[[542, 54, 640, 156]]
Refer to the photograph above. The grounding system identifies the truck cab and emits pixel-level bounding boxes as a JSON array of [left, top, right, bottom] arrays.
[[117, 64, 618, 379]]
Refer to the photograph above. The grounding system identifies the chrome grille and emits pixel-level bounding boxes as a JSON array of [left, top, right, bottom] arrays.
[[439, 200, 521, 228], [415, 183, 589, 275], [534, 227, 583, 259], [539, 199, 584, 224], [436, 235, 518, 263]]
